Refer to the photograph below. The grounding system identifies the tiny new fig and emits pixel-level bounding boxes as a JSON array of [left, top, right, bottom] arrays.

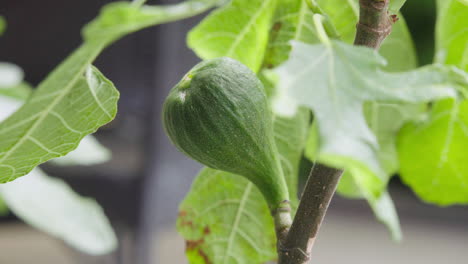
[[163, 57, 289, 210]]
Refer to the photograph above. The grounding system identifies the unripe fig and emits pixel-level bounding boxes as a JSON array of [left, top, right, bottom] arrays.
[[163, 57, 288, 209]]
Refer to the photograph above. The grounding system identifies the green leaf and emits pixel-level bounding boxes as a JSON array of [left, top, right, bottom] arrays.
[[316, 0, 417, 71], [0, 82, 32, 100], [435, 0, 468, 71], [306, 122, 402, 240], [273, 109, 310, 200], [0, 84, 114, 253], [0, 64, 118, 183], [263, 0, 319, 68], [397, 0, 468, 206], [389, 0, 408, 12], [274, 40, 459, 197], [398, 99, 468, 205], [177, 110, 309, 264], [178, 169, 276, 264], [0, 1, 221, 183], [363, 102, 427, 176], [188, 0, 278, 72], [0, 79, 110, 168], [368, 191, 402, 240], [84, 0, 221, 45], [0, 168, 117, 255], [310, 0, 420, 238]]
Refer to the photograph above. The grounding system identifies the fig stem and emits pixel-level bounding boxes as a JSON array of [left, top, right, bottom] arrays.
[[272, 200, 293, 243]]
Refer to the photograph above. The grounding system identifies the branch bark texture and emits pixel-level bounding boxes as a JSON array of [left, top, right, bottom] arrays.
[[276, 1, 396, 263], [277, 164, 343, 264], [354, 0, 396, 49]]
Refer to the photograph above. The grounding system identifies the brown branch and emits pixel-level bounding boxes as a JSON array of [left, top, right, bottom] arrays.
[[276, 1, 397, 263], [277, 164, 343, 264], [354, 0, 396, 49]]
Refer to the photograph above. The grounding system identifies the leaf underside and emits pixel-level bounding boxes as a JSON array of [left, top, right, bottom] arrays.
[[0, 168, 117, 255], [276, 40, 457, 193]]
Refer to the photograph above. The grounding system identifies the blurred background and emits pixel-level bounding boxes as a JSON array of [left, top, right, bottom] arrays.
[[0, 0, 467, 263]]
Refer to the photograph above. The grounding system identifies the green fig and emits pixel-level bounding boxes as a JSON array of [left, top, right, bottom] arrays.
[[163, 57, 288, 209]]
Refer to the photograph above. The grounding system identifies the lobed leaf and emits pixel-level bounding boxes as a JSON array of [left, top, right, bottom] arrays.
[[274, 40, 460, 198], [287, 0, 418, 237]]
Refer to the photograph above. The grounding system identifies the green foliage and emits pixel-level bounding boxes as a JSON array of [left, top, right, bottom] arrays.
[[317, 0, 417, 71], [0, 79, 115, 254], [274, 39, 458, 193], [163, 58, 289, 208], [0, 65, 118, 183], [84, 0, 221, 45], [435, 0, 468, 71], [396, 0, 468, 206], [177, 1, 311, 262], [176, 0, 468, 258], [188, 0, 278, 72], [2, 0, 468, 262], [0, 0, 222, 183], [51, 135, 111, 166], [263, 0, 318, 67], [398, 99, 468, 205], [178, 110, 309, 264], [293, 0, 417, 236], [178, 169, 277, 264], [389, 0, 408, 12]]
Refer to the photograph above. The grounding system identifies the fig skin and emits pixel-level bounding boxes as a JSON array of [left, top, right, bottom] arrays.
[[163, 57, 288, 209]]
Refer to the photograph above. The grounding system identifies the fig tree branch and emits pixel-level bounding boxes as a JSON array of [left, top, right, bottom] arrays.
[[354, 0, 396, 49], [276, 1, 396, 263], [277, 164, 343, 264]]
